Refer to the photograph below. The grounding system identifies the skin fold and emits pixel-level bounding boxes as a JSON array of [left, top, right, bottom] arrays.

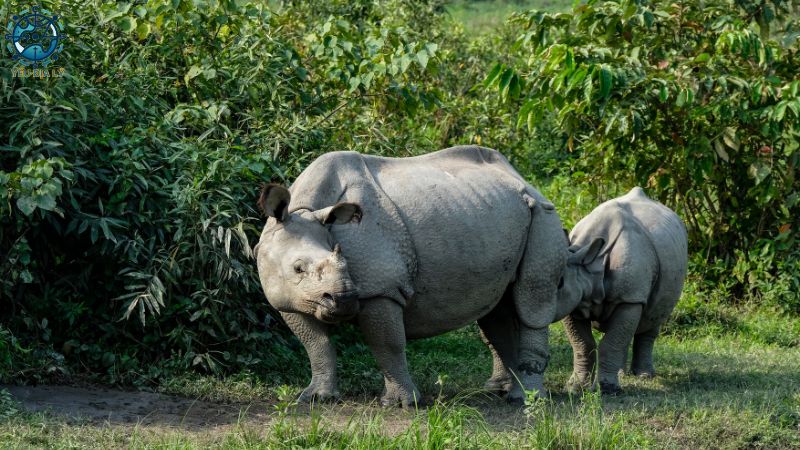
[[556, 187, 688, 395], [255, 146, 567, 406]]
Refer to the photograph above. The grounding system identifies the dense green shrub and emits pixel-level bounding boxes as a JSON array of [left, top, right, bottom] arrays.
[[488, 0, 799, 308], [0, 0, 458, 381]]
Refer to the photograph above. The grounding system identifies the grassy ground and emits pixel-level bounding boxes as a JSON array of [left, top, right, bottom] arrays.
[[446, 0, 573, 34], [1, 289, 799, 449]]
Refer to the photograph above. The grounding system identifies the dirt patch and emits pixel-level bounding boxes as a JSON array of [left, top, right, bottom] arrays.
[[3, 385, 527, 434], [3, 385, 272, 428]]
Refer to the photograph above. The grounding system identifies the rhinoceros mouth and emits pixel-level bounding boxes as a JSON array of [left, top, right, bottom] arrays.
[[313, 292, 360, 323]]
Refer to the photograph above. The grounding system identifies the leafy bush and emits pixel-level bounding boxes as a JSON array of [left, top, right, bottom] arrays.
[[0, 0, 455, 381], [488, 0, 799, 309]]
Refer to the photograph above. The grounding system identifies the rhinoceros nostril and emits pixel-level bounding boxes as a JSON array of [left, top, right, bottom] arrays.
[[322, 293, 333, 302]]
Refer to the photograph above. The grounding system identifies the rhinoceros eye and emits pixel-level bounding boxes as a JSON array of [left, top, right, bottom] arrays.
[[293, 260, 307, 274]]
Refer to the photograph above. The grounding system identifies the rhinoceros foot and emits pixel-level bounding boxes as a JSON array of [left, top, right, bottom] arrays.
[[565, 372, 593, 395], [506, 376, 548, 405], [379, 384, 422, 408], [297, 380, 340, 404], [483, 376, 513, 395], [631, 368, 655, 378], [597, 381, 622, 396]]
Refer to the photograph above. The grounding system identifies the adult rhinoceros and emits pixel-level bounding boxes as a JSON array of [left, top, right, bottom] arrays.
[[254, 146, 566, 406]]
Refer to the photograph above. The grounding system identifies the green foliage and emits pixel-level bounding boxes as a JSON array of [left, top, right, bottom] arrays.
[[490, 0, 800, 309], [0, 0, 453, 381], [0, 326, 66, 383]]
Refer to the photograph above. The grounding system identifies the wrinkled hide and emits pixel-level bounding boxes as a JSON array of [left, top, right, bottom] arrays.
[[255, 146, 567, 405], [558, 187, 688, 394]]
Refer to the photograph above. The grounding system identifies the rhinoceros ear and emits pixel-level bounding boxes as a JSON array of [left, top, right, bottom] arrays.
[[258, 184, 291, 222], [314, 202, 363, 225], [568, 237, 606, 268]]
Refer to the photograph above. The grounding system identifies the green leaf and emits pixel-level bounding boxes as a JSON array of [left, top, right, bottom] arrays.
[[425, 43, 438, 56], [564, 49, 574, 70], [348, 76, 361, 92], [659, 84, 669, 102], [99, 219, 116, 242], [676, 88, 693, 107], [136, 21, 151, 40], [16, 197, 36, 216], [499, 68, 514, 100], [184, 65, 203, 84], [100, 2, 132, 24], [773, 102, 787, 121], [599, 65, 612, 99], [484, 63, 504, 88], [20, 270, 33, 283], [33, 193, 56, 211], [694, 53, 711, 64], [118, 16, 137, 33], [416, 50, 429, 69], [583, 72, 594, 103], [748, 161, 771, 185], [398, 55, 412, 73], [714, 140, 730, 162], [722, 127, 740, 151]]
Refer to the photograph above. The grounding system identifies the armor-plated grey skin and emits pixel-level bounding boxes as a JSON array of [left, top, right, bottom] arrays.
[[555, 187, 688, 395], [255, 146, 567, 406]]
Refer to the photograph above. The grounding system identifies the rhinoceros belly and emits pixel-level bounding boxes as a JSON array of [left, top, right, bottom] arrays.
[[371, 161, 532, 338]]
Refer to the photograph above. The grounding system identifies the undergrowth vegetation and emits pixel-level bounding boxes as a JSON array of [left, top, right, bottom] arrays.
[[1, 311, 798, 448]]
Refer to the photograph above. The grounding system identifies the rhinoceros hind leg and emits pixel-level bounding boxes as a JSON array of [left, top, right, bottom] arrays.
[[595, 303, 643, 394], [478, 297, 518, 395], [563, 314, 597, 394], [631, 326, 659, 378], [506, 325, 550, 404], [358, 297, 421, 408]]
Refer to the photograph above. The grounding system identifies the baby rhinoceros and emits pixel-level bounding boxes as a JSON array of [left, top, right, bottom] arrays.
[[557, 187, 687, 395]]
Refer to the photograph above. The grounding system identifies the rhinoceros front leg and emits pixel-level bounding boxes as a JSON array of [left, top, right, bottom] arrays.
[[358, 297, 420, 408], [507, 325, 549, 404], [281, 312, 340, 403], [596, 303, 642, 395], [631, 326, 659, 378], [563, 314, 597, 394]]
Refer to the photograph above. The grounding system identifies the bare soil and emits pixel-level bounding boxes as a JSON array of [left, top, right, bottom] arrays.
[[4, 385, 272, 428], [3, 384, 525, 434]]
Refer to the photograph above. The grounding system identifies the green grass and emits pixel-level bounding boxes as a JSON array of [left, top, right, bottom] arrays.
[[446, 0, 573, 35], [2, 294, 799, 449]]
